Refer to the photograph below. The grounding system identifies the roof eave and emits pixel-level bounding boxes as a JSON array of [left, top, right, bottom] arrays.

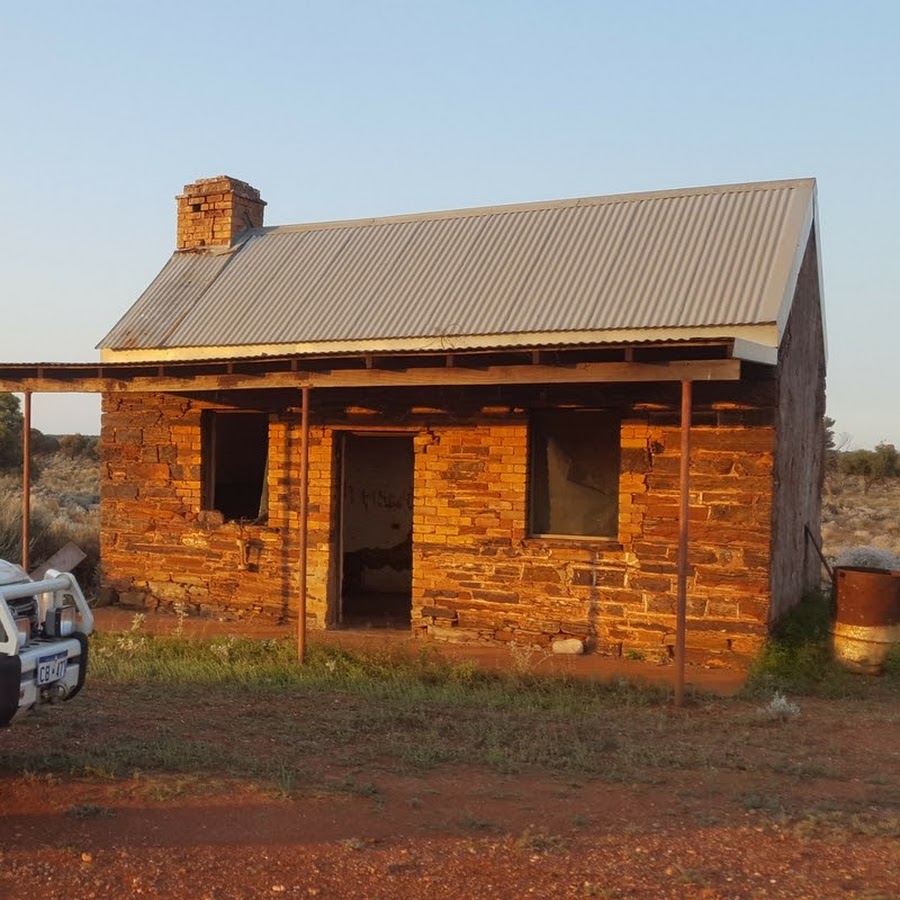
[[98, 324, 779, 365]]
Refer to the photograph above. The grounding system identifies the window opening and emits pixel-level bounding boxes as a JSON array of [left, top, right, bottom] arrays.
[[529, 410, 620, 537], [203, 411, 269, 522]]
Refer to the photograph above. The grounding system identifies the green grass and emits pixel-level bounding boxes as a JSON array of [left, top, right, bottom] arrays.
[[881, 643, 900, 677], [90, 630, 669, 712], [4, 622, 897, 799], [743, 587, 900, 698], [1, 630, 686, 787]]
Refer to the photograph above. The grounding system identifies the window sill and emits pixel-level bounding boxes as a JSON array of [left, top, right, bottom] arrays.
[[197, 509, 271, 529], [523, 535, 624, 553]]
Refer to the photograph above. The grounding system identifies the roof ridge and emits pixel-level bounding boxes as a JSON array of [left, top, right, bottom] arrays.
[[254, 177, 816, 235]]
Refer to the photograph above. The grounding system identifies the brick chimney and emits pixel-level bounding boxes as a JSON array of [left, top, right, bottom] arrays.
[[176, 175, 266, 250]]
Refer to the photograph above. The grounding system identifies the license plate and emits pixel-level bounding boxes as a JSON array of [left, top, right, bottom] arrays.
[[36, 651, 68, 686]]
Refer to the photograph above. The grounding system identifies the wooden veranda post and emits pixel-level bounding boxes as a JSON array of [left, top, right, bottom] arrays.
[[674, 379, 692, 707], [297, 386, 311, 663]]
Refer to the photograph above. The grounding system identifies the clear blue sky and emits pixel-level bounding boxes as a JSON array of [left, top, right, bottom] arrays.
[[2, 1, 897, 448]]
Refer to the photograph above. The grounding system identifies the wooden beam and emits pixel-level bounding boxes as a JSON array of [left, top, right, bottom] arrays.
[[0, 359, 740, 394]]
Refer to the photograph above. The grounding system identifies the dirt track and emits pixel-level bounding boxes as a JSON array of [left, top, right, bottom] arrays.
[[3, 760, 899, 899]]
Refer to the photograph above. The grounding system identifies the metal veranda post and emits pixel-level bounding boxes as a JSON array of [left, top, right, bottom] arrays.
[[674, 379, 692, 708], [22, 391, 32, 572], [297, 386, 310, 663]]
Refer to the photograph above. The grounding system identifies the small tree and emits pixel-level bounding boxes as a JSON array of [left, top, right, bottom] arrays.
[[30, 429, 60, 455], [58, 433, 99, 460], [823, 416, 837, 475], [823, 417, 852, 494], [838, 442, 900, 493], [823, 416, 836, 452], [0, 393, 23, 469]]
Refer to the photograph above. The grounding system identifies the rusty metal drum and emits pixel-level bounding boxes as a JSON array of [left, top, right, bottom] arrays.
[[831, 566, 900, 674]]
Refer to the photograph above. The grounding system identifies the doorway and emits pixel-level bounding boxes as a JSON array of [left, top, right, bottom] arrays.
[[336, 433, 414, 628]]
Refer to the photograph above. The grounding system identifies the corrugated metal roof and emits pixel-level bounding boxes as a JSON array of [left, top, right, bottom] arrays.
[[98, 178, 816, 354], [100, 249, 232, 350]]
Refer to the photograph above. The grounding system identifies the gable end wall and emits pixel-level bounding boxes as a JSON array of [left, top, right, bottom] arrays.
[[769, 230, 827, 621]]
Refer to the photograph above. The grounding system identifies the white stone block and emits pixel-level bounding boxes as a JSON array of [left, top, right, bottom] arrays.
[[551, 638, 584, 655]]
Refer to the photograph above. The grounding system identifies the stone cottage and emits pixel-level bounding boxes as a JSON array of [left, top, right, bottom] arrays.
[[1, 175, 827, 662]]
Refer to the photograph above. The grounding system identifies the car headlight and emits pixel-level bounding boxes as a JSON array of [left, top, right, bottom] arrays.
[[15, 616, 32, 646], [45, 606, 77, 638]]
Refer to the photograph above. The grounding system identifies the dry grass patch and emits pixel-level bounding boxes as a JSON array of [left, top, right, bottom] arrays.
[[822, 474, 900, 559]]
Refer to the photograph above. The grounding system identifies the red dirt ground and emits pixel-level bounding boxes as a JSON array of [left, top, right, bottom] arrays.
[[1, 610, 897, 898], [2, 764, 897, 899]]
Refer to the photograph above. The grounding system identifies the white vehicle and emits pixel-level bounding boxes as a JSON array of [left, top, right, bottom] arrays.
[[0, 560, 93, 727]]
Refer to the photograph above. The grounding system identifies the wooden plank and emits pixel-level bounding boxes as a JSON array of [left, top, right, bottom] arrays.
[[0, 359, 741, 394], [29, 541, 87, 580]]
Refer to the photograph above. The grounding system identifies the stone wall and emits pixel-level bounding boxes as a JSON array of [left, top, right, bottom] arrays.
[[413, 410, 775, 660], [101, 379, 779, 660], [101, 393, 331, 628]]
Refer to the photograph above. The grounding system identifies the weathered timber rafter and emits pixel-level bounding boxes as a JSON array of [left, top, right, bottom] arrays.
[[0, 358, 740, 394]]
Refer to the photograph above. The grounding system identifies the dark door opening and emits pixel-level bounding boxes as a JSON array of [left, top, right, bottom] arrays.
[[338, 434, 414, 628]]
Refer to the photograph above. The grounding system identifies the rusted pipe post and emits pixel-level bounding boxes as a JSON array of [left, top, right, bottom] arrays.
[[22, 391, 32, 572], [297, 386, 311, 663], [674, 379, 692, 708]]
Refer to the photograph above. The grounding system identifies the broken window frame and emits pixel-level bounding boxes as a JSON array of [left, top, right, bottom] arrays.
[[528, 409, 621, 539], [201, 410, 270, 523]]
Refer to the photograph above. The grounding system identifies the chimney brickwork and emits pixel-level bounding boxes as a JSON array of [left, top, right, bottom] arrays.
[[176, 176, 266, 250]]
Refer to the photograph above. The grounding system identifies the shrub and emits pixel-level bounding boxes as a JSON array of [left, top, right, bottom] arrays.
[[57, 433, 99, 460], [838, 442, 900, 494], [0, 466, 101, 596], [758, 691, 800, 721], [834, 547, 900, 571], [745, 589, 851, 697], [30, 430, 60, 455]]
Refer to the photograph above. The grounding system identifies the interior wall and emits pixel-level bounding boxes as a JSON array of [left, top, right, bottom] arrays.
[[342, 435, 413, 592]]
